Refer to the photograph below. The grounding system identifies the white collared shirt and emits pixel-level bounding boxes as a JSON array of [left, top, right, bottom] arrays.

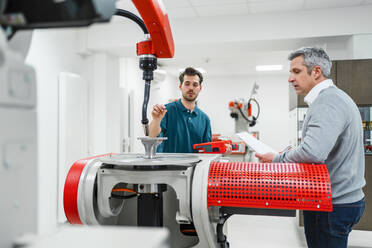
[[304, 79, 334, 106]]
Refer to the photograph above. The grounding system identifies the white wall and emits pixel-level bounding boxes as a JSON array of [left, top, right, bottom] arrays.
[[200, 74, 290, 151], [85, 52, 121, 155], [349, 34, 372, 59]]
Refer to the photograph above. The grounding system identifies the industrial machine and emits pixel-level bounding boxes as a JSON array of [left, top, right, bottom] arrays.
[[1, 1, 334, 247], [229, 82, 260, 133], [228, 82, 260, 161], [64, 139, 333, 247]]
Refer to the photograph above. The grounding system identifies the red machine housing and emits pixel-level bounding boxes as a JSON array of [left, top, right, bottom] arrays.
[[64, 156, 333, 229], [208, 162, 332, 212], [63, 153, 115, 224]]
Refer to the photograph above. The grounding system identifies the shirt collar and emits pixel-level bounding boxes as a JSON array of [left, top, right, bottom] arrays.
[[304, 79, 334, 106], [176, 99, 199, 115]]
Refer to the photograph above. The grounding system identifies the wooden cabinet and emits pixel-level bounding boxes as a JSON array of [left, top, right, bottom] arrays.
[[336, 60, 372, 105]]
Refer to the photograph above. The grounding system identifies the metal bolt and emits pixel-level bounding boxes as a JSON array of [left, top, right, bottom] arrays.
[[218, 200, 221, 204], [317, 204, 320, 208], [266, 202, 269, 206]]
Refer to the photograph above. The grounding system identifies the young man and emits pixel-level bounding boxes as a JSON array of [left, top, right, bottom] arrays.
[[256, 47, 365, 248], [149, 67, 212, 153]]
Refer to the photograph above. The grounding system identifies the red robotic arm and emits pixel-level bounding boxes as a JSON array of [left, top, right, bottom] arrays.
[[132, 0, 175, 58], [114, 0, 176, 135]]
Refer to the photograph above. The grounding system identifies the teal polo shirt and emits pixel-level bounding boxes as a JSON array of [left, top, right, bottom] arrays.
[[157, 99, 212, 153]]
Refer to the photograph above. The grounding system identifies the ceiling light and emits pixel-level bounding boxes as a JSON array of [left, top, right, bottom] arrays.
[[255, 65, 283, 71]]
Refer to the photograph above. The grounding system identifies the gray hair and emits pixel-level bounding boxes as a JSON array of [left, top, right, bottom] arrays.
[[288, 47, 332, 78]]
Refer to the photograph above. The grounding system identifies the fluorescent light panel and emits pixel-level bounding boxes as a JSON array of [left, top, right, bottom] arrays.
[[256, 64, 283, 71]]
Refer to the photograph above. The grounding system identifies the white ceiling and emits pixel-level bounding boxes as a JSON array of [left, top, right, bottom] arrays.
[[161, 0, 372, 18], [112, 0, 372, 77], [117, 0, 372, 19]]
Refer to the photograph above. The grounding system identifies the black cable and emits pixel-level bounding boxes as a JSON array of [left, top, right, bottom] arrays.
[[141, 80, 151, 126], [248, 98, 260, 120], [237, 103, 250, 122], [1, 25, 17, 40], [115, 9, 148, 34], [236, 98, 260, 125], [7, 29, 16, 40]]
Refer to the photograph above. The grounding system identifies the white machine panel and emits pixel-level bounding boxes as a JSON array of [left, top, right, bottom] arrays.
[[0, 107, 38, 248], [0, 47, 36, 108], [0, 32, 38, 248]]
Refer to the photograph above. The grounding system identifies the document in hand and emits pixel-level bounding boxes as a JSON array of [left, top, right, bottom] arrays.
[[236, 132, 278, 154]]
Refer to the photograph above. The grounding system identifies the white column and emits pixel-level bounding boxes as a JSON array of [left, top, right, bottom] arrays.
[[88, 52, 121, 155], [350, 34, 372, 59]]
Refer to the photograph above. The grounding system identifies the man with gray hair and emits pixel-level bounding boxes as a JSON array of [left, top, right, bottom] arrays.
[[256, 47, 365, 248]]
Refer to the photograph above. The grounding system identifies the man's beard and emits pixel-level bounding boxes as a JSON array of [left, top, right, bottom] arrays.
[[182, 91, 198, 102]]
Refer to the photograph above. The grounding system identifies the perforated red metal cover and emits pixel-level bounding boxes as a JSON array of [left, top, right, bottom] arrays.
[[208, 162, 332, 212]]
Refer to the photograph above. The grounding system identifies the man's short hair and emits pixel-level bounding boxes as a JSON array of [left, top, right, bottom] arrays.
[[179, 67, 203, 85], [288, 47, 332, 78]]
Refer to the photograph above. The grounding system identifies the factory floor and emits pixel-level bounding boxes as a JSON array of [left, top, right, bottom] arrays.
[[225, 212, 372, 248]]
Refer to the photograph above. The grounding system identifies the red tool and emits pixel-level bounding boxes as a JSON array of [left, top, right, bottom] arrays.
[[193, 140, 232, 154], [231, 141, 246, 154], [212, 134, 222, 142]]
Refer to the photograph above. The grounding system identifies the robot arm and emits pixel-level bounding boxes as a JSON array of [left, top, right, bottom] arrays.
[[131, 0, 174, 135], [1, 0, 175, 136], [105, 0, 175, 136]]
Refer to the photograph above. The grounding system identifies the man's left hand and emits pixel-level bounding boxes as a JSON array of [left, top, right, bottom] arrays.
[[224, 144, 232, 155], [255, 152, 275, 163]]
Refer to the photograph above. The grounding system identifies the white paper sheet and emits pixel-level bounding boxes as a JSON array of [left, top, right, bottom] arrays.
[[236, 132, 278, 154]]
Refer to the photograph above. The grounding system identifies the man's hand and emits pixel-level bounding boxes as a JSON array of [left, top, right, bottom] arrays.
[[255, 152, 275, 163], [224, 143, 232, 155], [152, 104, 167, 121], [149, 104, 167, 137]]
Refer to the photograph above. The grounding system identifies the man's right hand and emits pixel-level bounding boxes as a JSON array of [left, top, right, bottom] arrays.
[[149, 104, 167, 137], [152, 104, 167, 121]]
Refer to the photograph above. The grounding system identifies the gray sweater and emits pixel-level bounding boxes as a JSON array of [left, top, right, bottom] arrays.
[[274, 86, 365, 204]]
